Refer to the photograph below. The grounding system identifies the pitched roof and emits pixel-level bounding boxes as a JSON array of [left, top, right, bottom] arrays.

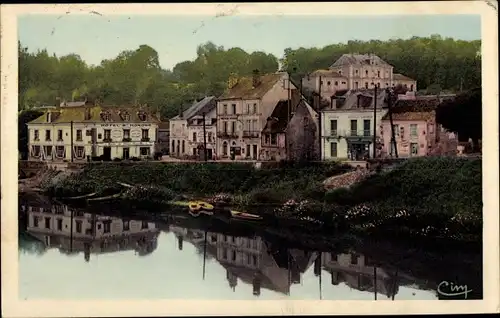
[[330, 53, 392, 68], [218, 73, 284, 100], [28, 105, 161, 124], [310, 69, 347, 78], [382, 99, 440, 121], [170, 96, 216, 120], [393, 73, 415, 81], [328, 88, 388, 110], [263, 100, 290, 133]]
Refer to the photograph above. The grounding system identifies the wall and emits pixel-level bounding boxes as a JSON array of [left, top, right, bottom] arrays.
[[169, 118, 188, 156], [186, 107, 217, 157], [286, 103, 319, 161], [321, 108, 387, 160], [330, 63, 394, 90], [380, 120, 434, 158]]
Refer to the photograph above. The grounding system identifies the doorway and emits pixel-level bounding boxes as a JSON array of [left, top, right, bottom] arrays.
[[103, 147, 111, 161], [207, 149, 213, 160], [246, 145, 251, 159], [123, 147, 130, 160], [252, 145, 258, 160]]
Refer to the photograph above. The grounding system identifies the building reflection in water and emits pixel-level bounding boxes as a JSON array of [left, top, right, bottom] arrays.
[[22, 202, 160, 261], [169, 224, 404, 299]]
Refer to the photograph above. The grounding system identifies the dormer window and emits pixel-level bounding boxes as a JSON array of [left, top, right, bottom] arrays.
[[120, 111, 130, 121], [100, 111, 111, 121], [138, 111, 147, 121]]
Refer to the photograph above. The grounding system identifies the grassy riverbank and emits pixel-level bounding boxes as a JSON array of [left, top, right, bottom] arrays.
[[41, 157, 482, 243]]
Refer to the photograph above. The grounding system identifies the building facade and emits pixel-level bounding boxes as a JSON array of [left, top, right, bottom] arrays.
[[156, 121, 170, 155], [303, 53, 417, 101], [26, 104, 159, 161], [321, 89, 388, 161], [216, 71, 294, 160], [380, 99, 458, 158], [169, 96, 217, 159]]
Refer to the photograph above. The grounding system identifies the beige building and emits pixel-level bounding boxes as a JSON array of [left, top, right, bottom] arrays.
[[303, 53, 417, 100], [26, 102, 160, 161], [169, 96, 217, 159], [216, 71, 294, 160]]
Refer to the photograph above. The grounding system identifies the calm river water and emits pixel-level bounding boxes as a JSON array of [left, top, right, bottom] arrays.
[[18, 195, 482, 300]]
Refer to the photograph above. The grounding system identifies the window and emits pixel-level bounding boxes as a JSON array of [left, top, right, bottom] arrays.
[[232, 250, 237, 261], [252, 120, 258, 130], [265, 134, 270, 144], [355, 69, 359, 75], [354, 82, 359, 89], [327, 81, 331, 86], [103, 221, 111, 233], [350, 120, 358, 136], [222, 248, 228, 259], [138, 111, 147, 121], [320, 80, 323, 85], [231, 121, 236, 133], [192, 132, 197, 142], [45, 130, 51, 141], [330, 142, 338, 157], [330, 253, 338, 262], [207, 132, 213, 142], [223, 104, 228, 115], [140, 147, 150, 156], [365, 70, 368, 76], [33, 216, 39, 227], [252, 255, 257, 266], [76, 129, 82, 141], [334, 81, 338, 86], [363, 120, 371, 137], [246, 104, 250, 114], [330, 120, 337, 136], [181, 140, 185, 153], [123, 129, 130, 139], [231, 104, 236, 114], [104, 129, 111, 141], [44, 217, 51, 229], [410, 124, 418, 137], [55, 146, 64, 158], [44, 146, 52, 157], [271, 133, 277, 145], [141, 221, 148, 229], [57, 218, 63, 231], [223, 121, 228, 133], [34, 130, 39, 141], [411, 143, 419, 156], [338, 70, 342, 75], [377, 70, 380, 77], [123, 220, 130, 231], [246, 119, 251, 131], [76, 146, 84, 158], [253, 103, 257, 114], [341, 81, 346, 84], [350, 253, 358, 265], [141, 129, 149, 140], [76, 220, 82, 233], [365, 82, 369, 89], [101, 111, 111, 121]]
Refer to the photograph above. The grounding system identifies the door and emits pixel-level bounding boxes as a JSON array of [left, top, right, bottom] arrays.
[[246, 145, 251, 158], [207, 149, 213, 160], [103, 147, 111, 161], [123, 148, 130, 160], [252, 145, 258, 160]]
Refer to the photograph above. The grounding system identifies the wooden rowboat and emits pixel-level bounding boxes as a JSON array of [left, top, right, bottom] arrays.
[[229, 210, 263, 221], [188, 201, 215, 217]]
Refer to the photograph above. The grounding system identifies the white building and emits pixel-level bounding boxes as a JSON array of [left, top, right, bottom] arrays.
[[169, 96, 217, 159], [321, 89, 388, 161], [26, 103, 160, 161]]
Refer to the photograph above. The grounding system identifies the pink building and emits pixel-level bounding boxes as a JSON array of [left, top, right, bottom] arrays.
[[380, 99, 458, 158]]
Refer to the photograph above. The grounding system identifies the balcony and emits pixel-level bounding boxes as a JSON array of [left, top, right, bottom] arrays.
[[217, 131, 238, 139], [242, 130, 260, 138], [338, 129, 374, 140], [122, 137, 132, 142], [103, 138, 112, 142], [141, 137, 150, 142]]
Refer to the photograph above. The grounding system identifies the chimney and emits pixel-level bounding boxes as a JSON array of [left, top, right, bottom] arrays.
[[252, 69, 261, 88], [84, 107, 91, 121], [46, 112, 51, 123], [313, 93, 321, 112], [178, 104, 184, 118]]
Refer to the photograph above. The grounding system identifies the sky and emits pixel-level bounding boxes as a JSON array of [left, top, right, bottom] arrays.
[[18, 14, 481, 70]]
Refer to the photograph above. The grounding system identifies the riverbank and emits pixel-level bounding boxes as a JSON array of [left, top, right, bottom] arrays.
[[33, 157, 482, 243]]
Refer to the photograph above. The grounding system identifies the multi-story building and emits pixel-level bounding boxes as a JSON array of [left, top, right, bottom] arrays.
[[261, 89, 320, 161], [169, 96, 217, 159], [320, 89, 388, 161], [215, 71, 294, 160], [156, 121, 170, 155], [380, 99, 458, 158], [26, 103, 160, 161], [303, 53, 417, 101]]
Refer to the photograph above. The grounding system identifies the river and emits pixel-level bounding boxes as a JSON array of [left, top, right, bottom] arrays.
[[18, 195, 482, 300]]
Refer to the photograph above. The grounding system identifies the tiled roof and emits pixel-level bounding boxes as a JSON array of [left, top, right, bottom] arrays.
[[218, 73, 284, 100], [310, 69, 347, 78], [28, 105, 161, 124], [393, 73, 415, 81], [330, 53, 392, 68], [382, 99, 440, 121], [170, 96, 216, 120], [263, 100, 290, 133], [330, 89, 388, 110]]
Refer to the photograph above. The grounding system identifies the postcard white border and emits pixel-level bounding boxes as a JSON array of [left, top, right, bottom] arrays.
[[2, 2, 499, 316]]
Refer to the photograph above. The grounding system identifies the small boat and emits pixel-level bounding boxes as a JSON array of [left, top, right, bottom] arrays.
[[188, 201, 215, 217], [87, 192, 122, 202], [229, 210, 263, 221]]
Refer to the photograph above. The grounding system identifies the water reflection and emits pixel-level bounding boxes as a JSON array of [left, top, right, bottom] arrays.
[[19, 197, 481, 300]]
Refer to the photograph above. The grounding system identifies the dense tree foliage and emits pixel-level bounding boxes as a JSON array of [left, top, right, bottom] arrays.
[[436, 87, 482, 150], [19, 35, 480, 119], [281, 35, 481, 93], [18, 109, 44, 159]]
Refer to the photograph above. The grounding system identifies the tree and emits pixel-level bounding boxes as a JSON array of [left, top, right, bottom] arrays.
[[436, 88, 482, 151]]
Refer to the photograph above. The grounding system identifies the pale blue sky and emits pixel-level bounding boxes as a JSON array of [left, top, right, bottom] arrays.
[[18, 14, 481, 70]]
